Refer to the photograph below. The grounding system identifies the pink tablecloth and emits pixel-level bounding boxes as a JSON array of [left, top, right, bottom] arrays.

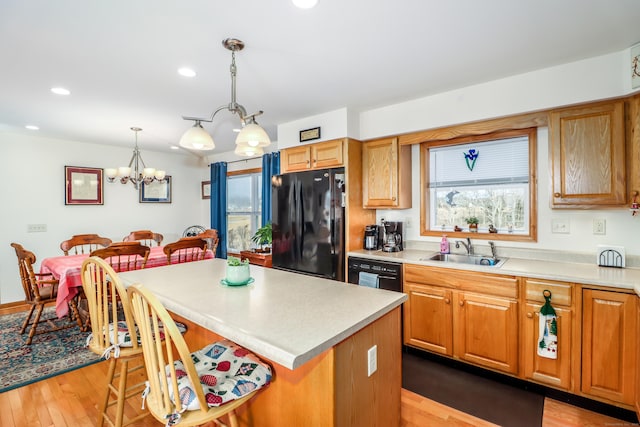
[[40, 246, 213, 318]]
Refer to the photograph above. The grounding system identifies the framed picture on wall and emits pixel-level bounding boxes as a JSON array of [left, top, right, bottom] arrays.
[[201, 181, 211, 199], [64, 166, 104, 205], [140, 176, 172, 203]]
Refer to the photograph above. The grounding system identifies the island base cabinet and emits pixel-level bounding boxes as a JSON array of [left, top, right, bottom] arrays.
[[522, 303, 573, 390], [581, 289, 637, 406], [403, 283, 453, 356], [454, 292, 519, 375], [173, 308, 402, 427]]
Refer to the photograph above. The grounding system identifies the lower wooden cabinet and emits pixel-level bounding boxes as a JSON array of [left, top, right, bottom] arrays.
[[522, 278, 574, 391], [404, 283, 453, 356], [581, 289, 637, 405], [403, 264, 519, 375], [455, 291, 518, 374]]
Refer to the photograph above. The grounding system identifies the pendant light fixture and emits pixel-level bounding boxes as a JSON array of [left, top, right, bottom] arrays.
[[105, 127, 166, 190], [179, 38, 271, 155]]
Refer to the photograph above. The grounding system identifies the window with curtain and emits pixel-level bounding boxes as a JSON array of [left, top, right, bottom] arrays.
[[227, 169, 262, 253], [422, 128, 537, 240]]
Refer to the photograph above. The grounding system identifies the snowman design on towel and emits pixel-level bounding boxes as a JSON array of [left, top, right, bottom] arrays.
[[537, 290, 558, 359]]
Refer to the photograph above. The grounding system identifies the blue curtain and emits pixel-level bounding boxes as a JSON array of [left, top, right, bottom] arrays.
[[210, 162, 228, 258], [261, 151, 280, 225]]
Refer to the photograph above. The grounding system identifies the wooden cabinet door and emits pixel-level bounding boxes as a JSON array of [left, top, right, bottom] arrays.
[[549, 100, 626, 207], [403, 283, 453, 356], [281, 146, 311, 172], [311, 139, 344, 169], [582, 289, 637, 405], [363, 137, 400, 208], [522, 303, 572, 390], [454, 292, 519, 374]]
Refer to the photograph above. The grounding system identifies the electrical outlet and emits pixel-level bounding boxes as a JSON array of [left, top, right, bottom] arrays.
[[551, 218, 569, 234], [27, 224, 47, 233], [405, 217, 412, 229], [593, 219, 606, 235], [367, 345, 377, 377]]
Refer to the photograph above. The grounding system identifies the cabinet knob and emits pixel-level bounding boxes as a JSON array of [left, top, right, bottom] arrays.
[[444, 298, 450, 304], [392, 197, 396, 201], [459, 300, 464, 307], [554, 192, 561, 197], [526, 312, 533, 318]]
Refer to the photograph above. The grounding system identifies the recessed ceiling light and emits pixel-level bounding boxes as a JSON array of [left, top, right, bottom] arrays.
[[25, 125, 39, 130], [51, 87, 70, 95], [232, 128, 241, 133], [178, 67, 196, 77], [292, 0, 318, 8], [170, 145, 180, 150]]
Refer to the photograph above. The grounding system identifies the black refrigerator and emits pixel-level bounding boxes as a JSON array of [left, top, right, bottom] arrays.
[[271, 168, 345, 281]]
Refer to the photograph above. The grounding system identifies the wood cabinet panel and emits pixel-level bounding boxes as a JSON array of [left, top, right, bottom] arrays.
[[362, 137, 411, 208], [549, 100, 626, 207], [281, 145, 312, 172], [404, 283, 453, 356], [581, 289, 636, 405], [454, 292, 519, 374], [524, 278, 572, 306], [522, 303, 573, 390], [281, 139, 344, 173]]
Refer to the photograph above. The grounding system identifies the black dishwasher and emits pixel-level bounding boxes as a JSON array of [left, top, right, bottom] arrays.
[[347, 257, 402, 292]]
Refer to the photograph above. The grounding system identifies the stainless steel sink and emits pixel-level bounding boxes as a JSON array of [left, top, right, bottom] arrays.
[[420, 253, 506, 267]]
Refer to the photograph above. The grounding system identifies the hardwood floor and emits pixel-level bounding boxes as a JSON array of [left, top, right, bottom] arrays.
[[0, 305, 634, 426], [0, 357, 632, 427]]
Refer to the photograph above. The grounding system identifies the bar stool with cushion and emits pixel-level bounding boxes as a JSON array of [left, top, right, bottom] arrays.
[[127, 284, 272, 427], [122, 230, 163, 247], [60, 234, 113, 255], [163, 237, 208, 265], [81, 256, 148, 427]]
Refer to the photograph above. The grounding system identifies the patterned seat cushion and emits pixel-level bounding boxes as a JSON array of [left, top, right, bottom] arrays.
[[170, 339, 272, 410]]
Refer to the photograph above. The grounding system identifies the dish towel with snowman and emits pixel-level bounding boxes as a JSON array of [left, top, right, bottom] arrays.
[[537, 290, 558, 359]]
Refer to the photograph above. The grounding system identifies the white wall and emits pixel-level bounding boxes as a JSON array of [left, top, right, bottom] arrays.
[[369, 50, 640, 257], [0, 132, 211, 303]]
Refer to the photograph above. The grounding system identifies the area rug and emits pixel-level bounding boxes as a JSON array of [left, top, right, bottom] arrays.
[[0, 307, 101, 393], [402, 350, 545, 427]]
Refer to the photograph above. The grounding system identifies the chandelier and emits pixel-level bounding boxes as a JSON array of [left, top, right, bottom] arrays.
[[105, 127, 166, 189], [179, 38, 271, 156]]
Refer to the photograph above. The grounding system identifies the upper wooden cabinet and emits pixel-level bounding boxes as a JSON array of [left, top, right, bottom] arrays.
[[280, 139, 344, 173], [549, 100, 626, 207], [362, 137, 411, 209]]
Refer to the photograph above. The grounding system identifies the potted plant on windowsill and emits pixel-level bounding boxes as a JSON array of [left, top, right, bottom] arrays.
[[251, 222, 272, 253], [465, 216, 479, 232]]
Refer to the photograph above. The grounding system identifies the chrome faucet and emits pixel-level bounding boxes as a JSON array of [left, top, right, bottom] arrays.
[[455, 237, 473, 255], [489, 241, 497, 260]]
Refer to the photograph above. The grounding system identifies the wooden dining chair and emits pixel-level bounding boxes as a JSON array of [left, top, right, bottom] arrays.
[[122, 230, 163, 247], [163, 237, 208, 265], [127, 284, 272, 427], [91, 242, 151, 272], [11, 243, 82, 344], [81, 256, 148, 427], [195, 228, 219, 257], [60, 234, 113, 255]]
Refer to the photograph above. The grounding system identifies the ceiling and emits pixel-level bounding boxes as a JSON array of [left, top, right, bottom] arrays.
[[2, 0, 640, 157]]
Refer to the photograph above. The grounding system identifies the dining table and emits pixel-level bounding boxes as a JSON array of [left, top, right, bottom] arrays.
[[40, 245, 214, 318]]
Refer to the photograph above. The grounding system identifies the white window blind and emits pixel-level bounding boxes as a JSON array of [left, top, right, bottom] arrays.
[[429, 136, 529, 187]]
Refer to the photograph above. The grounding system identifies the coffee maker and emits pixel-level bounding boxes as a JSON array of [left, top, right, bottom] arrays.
[[382, 221, 403, 252], [363, 225, 379, 250]]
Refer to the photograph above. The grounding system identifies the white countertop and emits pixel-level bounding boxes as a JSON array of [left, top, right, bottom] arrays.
[[119, 258, 407, 370], [348, 249, 640, 296]]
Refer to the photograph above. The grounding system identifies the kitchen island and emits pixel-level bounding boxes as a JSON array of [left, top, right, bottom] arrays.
[[119, 258, 406, 427]]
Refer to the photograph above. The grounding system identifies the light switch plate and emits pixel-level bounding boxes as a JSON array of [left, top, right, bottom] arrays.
[[551, 218, 569, 234]]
